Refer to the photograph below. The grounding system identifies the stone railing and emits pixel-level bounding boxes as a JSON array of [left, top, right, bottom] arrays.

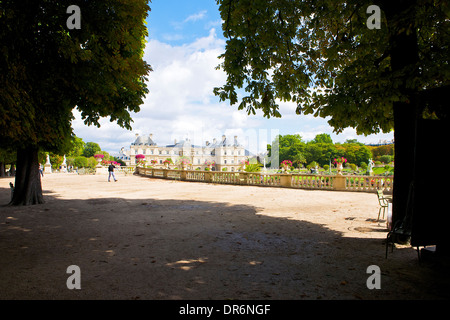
[[95, 166, 136, 175], [135, 167, 393, 193]]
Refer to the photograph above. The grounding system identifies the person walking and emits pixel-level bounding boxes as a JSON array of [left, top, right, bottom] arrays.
[[108, 163, 117, 182]]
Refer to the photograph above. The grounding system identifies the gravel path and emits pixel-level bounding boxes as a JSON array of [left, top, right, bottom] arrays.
[[1, 173, 448, 300]]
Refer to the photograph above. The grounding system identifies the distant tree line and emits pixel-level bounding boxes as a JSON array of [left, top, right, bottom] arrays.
[[0, 136, 125, 176], [267, 133, 394, 169]]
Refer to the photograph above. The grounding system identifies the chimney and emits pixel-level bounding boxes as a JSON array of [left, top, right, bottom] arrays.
[[135, 133, 139, 137], [149, 133, 153, 139], [206, 141, 209, 146], [213, 138, 217, 144], [174, 139, 177, 144], [222, 135, 226, 141]]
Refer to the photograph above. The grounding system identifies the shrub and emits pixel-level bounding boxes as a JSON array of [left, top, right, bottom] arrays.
[[380, 155, 392, 164], [74, 156, 88, 168], [87, 157, 98, 168], [244, 163, 261, 172], [307, 161, 319, 169]]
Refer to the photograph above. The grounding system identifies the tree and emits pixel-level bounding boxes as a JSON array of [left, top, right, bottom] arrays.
[[0, 0, 151, 205], [380, 155, 393, 164], [305, 142, 337, 167], [0, 147, 16, 177], [313, 134, 333, 144], [67, 136, 86, 158], [82, 142, 102, 158], [270, 134, 307, 167], [73, 156, 88, 168], [215, 0, 449, 250], [370, 144, 395, 161], [49, 153, 63, 170], [335, 142, 372, 166]]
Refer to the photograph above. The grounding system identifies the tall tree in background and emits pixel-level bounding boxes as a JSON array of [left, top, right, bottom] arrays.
[[82, 142, 102, 158], [0, 0, 151, 205], [215, 0, 449, 249]]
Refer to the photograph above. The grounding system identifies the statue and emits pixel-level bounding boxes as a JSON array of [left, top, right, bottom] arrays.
[[44, 154, 52, 174], [367, 158, 374, 175], [61, 155, 67, 173]]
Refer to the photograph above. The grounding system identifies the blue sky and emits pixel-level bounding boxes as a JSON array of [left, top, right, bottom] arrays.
[[72, 0, 394, 155]]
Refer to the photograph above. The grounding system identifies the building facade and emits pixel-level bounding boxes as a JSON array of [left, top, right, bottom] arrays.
[[119, 134, 249, 171]]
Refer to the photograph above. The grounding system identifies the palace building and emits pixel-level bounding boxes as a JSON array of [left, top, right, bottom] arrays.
[[118, 133, 249, 171]]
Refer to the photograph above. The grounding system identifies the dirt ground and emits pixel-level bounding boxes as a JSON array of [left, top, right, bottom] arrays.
[[0, 173, 449, 300]]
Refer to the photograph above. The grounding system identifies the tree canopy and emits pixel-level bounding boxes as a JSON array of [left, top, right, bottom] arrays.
[[0, 0, 151, 205], [82, 142, 102, 158], [214, 0, 449, 135], [0, 0, 151, 151], [215, 0, 449, 236], [268, 133, 373, 167]]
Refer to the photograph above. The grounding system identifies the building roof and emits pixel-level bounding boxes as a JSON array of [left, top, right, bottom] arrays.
[[132, 134, 245, 150], [208, 135, 242, 148], [132, 134, 156, 146]]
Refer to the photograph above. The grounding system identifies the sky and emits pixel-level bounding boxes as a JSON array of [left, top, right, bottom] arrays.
[[72, 0, 394, 156]]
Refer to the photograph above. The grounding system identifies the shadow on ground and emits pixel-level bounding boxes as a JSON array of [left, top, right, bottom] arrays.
[[0, 184, 449, 300]]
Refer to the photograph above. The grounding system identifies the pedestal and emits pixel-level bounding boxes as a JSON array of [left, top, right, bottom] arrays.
[[279, 174, 292, 187], [95, 165, 107, 175], [44, 164, 52, 174], [333, 175, 346, 191], [44, 154, 52, 174]]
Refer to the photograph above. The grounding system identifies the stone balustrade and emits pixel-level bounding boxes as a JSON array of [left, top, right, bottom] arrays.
[[135, 167, 393, 193]]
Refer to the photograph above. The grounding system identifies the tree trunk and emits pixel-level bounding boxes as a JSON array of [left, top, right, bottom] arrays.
[[9, 146, 44, 206], [385, 1, 450, 257], [392, 102, 418, 229], [10, 163, 16, 176], [0, 162, 5, 177], [385, 1, 420, 232]]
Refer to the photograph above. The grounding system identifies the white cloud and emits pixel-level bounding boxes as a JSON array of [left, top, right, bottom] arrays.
[[72, 26, 394, 156], [73, 28, 256, 154], [184, 10, 207, 23]]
